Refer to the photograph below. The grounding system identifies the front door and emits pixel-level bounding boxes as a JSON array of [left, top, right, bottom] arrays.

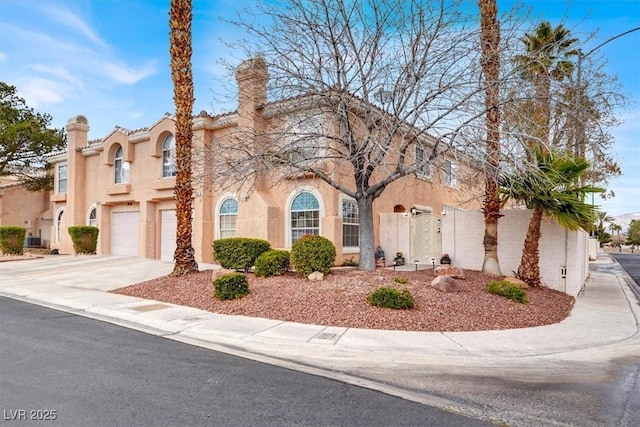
[[411, 210, 440, 265]]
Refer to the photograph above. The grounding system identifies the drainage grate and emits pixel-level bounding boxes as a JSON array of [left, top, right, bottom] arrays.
[[315, 333, 338, 340], [131, 303, 170, 312]]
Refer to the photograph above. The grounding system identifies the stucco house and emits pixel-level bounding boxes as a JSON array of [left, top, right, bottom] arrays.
[[44, 59, 477, 265], [0, 176, 52, 249]]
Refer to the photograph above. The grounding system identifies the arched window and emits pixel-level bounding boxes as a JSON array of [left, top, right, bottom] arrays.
[[88, 207, 97, 227], [219, 198, 238, 238], [114, 145, 129, 184], [162, 134, 176, 178], [290, 192, 320, 243], [56, 208, 65, 243]]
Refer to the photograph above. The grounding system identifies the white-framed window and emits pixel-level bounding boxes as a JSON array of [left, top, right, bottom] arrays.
[[114, 145, 129, 184], [162, 134, 176, 178], [341, 198, 359, 247], [285, 114, 325, 163], [290, 191, 320, 244], [444, 159, 457, 186], [57, 164, 68, 193], [88, 206, 97, 226], [219, 197, 238, 239], [55, 208, 65, 243], [415, 146, 431, 179]]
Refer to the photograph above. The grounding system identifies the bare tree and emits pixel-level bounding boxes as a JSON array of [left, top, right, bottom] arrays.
[[206, 0, 504, 271], [169, 0, 198, 276]]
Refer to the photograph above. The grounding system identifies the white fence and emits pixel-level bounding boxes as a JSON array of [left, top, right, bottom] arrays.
[[441, 209, 589, 297]]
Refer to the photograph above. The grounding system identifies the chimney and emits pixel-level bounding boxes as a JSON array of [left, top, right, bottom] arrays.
[[235, 56, 268, 131]]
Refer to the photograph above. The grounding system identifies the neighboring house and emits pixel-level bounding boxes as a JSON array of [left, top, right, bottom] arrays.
[[45, 59, 477, 265], [0, 176, 52, 249]]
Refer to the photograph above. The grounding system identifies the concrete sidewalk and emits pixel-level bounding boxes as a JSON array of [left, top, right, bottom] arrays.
[[1, 253, 638, 363]]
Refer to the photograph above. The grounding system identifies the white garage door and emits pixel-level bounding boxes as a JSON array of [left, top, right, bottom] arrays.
[[160, 209, 177, 262], [111, 211, 140, 257]]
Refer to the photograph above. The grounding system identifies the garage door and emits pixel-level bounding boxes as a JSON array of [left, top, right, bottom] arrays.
[[160, 209, 177, 262], [111, 211, 139, 257]]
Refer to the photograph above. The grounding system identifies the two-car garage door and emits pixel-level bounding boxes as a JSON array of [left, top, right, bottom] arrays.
[[111, 211, 140, 257]]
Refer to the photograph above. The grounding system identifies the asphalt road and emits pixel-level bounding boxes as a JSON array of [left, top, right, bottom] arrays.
[[0, 297, 490, 427], [610, 253, 640, 286]]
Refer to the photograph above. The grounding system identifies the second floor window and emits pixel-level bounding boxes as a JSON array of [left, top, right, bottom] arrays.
[[57, 165, 67, 193], [162, 134, 176, 178], [415, 146, 431, 179], [114, 146, 129, 184], [444, 159, 457, 186]]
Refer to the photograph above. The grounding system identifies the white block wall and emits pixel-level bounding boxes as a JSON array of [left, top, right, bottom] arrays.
[[441, 209, 588, 297]]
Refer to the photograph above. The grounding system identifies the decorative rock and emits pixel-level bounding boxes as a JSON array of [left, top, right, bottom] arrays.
[[502, 276, 529, 289], [431, 275, 460, 292], [434, 266, 465, 279], [308, 271, 324, 281]]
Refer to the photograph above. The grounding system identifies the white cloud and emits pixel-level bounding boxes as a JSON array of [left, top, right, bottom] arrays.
[[44, 6, 107, 48], [17, 77, 68, 106], [0, 52, 6, 62], [30, 64, 84, 88], [96, 61, 157, 85]]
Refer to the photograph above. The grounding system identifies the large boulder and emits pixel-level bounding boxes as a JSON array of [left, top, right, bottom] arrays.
[[308, 271, 324, 281], [434, 266, 465, 279], [431, 275, 460, 293]]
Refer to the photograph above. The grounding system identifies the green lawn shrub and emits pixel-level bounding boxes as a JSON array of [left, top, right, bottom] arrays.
[[367, 286, 415, 309], [487, 279, 528, 304], [0, 226, 26, 255], [213, 272, 250, 300], [393, 276, 409, 285], [254, 249, 290, 277], [290, 235, 336, 276], [212, 237, 271, 271], [68, 226, 99, 254]]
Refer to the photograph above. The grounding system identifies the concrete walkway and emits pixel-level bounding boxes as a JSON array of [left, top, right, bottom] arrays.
[[2, 253, 639, 424]]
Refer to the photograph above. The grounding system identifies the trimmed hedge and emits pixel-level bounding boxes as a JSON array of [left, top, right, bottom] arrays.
[[487, 280, 528, 304], [68, 226, 99, 254], [213, 272, 250, 300], [367, 287, 415, 309], [254, 249, 290, 277], [212, 237, 271, 271], [0, 226, 26, 255], [290, 235, 336, 276]]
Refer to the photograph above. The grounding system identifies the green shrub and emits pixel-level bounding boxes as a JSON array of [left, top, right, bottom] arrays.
[[68, 226, 99, 254], [367, 287, 414, 309], [254, 249, 290, 277], [290, 235, 336, 276], [393, 276, 409, 285], [0, 226, 26, 255], [487, 280, 528, 304], [213, 273, 250, 300], [212, 237, 271, 271]]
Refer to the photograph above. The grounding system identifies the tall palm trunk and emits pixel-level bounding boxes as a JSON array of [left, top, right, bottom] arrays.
[[479, 0, 502, 276], [518, 205, 543, 286], [170, 0, 198, 276]]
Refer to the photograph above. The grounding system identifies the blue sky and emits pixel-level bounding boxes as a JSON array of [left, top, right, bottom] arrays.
[[1, 0, 638, 216]]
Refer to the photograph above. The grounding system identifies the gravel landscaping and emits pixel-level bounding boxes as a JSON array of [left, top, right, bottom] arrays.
[[113, 267, 575, 332]]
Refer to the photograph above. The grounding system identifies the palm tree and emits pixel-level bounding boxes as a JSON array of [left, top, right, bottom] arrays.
[[500, 149, 602, 286], [169, 0, 198, 276], [515, 22, 579, 156], [594, 210, 614, 244], [479, 0, 502, 276]]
